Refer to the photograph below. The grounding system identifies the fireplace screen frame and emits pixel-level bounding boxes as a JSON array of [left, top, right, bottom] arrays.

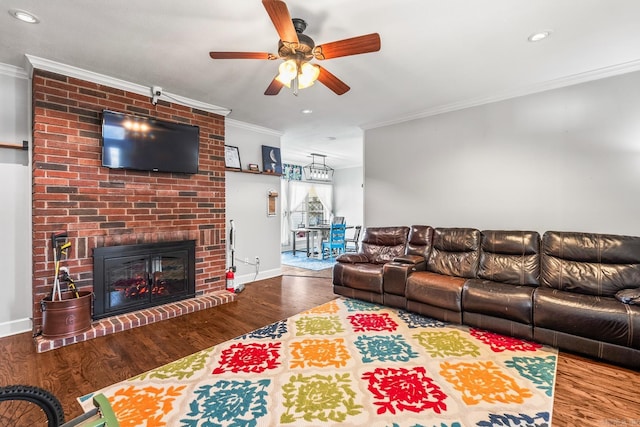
[[93, 240, 196, 319]]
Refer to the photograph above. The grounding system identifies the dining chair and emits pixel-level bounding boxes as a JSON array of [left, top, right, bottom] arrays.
[[345, 225, 362, 252], [321, 223, 347, 259]]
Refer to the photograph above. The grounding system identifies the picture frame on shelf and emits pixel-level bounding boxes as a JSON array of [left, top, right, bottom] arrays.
[[224, 145, 241, 169], [261, 145, 282, 174]]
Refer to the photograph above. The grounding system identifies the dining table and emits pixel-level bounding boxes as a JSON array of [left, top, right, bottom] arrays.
[[291, 225, 352, 259]]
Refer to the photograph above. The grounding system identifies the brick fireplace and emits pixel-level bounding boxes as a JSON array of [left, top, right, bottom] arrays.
[[31, 68, 230, 344]]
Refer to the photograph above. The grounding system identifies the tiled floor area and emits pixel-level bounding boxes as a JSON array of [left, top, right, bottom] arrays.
[[35, 290, 236, 352]]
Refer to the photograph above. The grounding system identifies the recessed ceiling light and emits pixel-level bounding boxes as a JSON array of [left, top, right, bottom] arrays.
[[9, 9, 40, 24], [528, 30, 551, 42], [301, 109, 313, 114]]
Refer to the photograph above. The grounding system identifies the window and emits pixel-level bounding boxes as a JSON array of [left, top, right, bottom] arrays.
[[281, 182, 333, 247], [291, 189, 329, 228]]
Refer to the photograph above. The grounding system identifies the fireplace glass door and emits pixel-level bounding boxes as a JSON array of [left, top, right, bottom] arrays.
[[93, 241, 196, 319], [104, 251, 189, 314]]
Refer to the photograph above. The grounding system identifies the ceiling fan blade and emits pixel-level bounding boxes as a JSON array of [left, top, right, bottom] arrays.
[[262, 0, 299, 44], [264, 77, 284, 95], [209, 52, 276, 60], [313, 33, 381, 60], [317, 66, 350, 95]]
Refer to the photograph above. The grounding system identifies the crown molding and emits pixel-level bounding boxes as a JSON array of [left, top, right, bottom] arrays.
[[226, 118, 282, 137], [24, 54, 231, 116], [0, 63, 28, 79], [362, 58, 640, 130]]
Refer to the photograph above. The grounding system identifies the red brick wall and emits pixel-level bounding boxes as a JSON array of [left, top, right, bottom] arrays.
[[31, 69, 226, 334]]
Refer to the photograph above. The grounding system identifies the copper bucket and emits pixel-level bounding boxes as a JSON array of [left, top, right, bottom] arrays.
[[41, 291, 93, 338]]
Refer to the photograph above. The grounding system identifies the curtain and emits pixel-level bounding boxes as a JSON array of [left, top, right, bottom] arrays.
[[281, 181, 313, 245], [312, 183, 333, 222], [279, 181, 333, 246]]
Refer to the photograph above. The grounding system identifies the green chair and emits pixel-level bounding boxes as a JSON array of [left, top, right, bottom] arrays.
[[322, 223, 346, 259]]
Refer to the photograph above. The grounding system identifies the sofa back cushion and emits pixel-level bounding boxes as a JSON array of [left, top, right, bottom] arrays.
[[541, 231, 640, 296], [427, 228, 481, 278], [478, 230, 540, 286], [405, 225, 434, 258], [361, 226, 410, 264]]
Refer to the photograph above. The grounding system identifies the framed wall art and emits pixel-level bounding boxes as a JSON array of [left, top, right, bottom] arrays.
[[261, 145, 282, 174], [282, 163, 302, 180], [224, 145, 241, 169], [267, 190, 278, 217]]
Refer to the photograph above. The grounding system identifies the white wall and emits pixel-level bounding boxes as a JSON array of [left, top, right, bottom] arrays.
[[225, 121, 283, 284], [364, 70, 640, 236], [0, 64, 31, 337], [333, 166, 364, 228]]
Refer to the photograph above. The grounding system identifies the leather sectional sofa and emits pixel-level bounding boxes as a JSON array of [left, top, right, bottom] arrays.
[[333, 226, 640, 370]]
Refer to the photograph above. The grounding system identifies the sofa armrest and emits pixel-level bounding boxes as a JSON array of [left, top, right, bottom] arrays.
[[393, 254, 427, 269], [383, 261, 418, 297], [336, 253, 370, 264]]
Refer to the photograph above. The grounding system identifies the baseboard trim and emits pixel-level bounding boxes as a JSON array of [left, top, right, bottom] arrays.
[[236, 267, 282, 285], [0, 317, 32, 338]]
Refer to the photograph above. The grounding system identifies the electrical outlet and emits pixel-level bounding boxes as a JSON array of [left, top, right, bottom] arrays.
[[244, 257, 249, 264], [255, 256, 260, 265]]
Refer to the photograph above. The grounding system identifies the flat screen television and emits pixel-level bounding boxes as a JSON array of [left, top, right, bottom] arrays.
[[101, 110, 200, 174]]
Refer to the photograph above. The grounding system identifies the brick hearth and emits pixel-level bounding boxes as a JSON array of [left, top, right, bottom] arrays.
[[35, 290, 236, 352]]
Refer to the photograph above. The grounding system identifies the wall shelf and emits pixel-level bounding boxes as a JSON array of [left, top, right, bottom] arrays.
[[225, 168, 282, 177], [0, 141, 28, 150]]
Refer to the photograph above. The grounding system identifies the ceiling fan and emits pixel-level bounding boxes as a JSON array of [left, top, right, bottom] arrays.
[[209, 0, 381, 96]]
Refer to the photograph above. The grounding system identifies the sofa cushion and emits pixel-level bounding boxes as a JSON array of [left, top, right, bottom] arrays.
[[541, 231, 640, 297], [406, 271, 466, 312], [405, 225, 434, 258], [463, 279, 535, 324], [427, 228, 481, 278], [534, 287, 640, 350], [333, 262, 384, 294], [478, 230, 540, 285], [360, 226, 410, 264]]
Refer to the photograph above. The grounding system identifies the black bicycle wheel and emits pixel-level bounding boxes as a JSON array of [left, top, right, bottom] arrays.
[[0, 385, 65, 426]]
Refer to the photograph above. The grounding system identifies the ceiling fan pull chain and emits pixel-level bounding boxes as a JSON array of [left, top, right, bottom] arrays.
[[292, 75, 299, 96]]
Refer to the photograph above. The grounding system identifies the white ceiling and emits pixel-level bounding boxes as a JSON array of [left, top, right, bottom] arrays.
[[3, 0, 640, 169]]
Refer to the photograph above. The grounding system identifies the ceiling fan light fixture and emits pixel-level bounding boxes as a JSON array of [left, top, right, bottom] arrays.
[[277, 60, 319, 90], [298, 62, 320, 89], [209, 1, 379, 96], [276, 59, 297, 86]]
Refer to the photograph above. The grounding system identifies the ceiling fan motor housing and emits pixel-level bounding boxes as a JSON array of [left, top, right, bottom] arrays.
[[278, 18, 315, 60]]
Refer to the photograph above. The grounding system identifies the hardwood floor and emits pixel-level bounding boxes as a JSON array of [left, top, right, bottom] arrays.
[[281, 263, 333, 279], [1, 270, 638, 426]]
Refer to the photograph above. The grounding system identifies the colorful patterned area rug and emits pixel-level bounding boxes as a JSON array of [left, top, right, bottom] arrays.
[[79, 297, 558, 427]]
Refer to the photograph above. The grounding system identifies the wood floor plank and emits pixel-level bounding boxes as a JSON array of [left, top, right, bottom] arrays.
[[0, 271, 638, 426]]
